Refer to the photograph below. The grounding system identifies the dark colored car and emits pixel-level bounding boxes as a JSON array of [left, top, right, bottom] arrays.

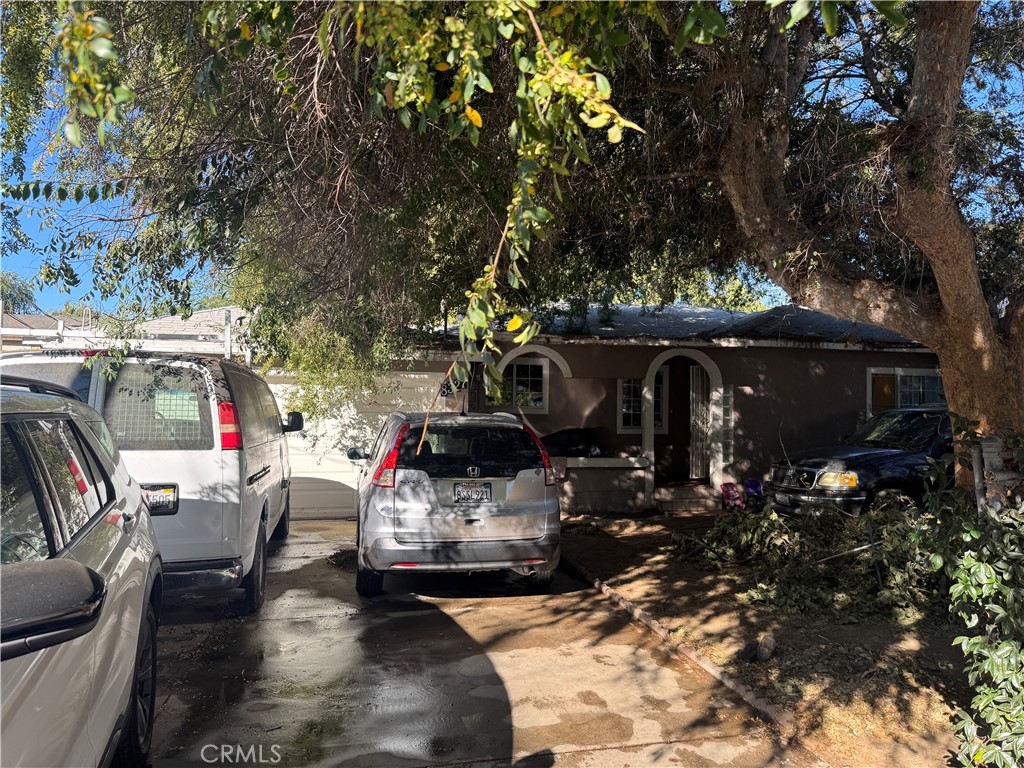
[[765, 406, 951, 516]]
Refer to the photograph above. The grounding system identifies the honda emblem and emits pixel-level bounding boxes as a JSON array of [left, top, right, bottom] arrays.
[[467, 466, 480, 478]]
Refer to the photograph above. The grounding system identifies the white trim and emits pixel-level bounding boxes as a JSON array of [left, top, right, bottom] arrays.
[[866, 366, 943, 415], [641, 350, 724, 504], [506, 333, 931, 354], [490, 356, 550, 415], [617, 365, 668, 435], [497, 344, 573, 378]]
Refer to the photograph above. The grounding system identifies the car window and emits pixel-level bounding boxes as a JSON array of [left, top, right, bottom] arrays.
[[256, 380, 283, 437], [845, 410, 947, 452], [102, 361, 215, 451], [21, 419, 106, 542], [397, 425, 542, 478], [225, 371, 268, 447], [0, 426, 52, 564], [1, 360, 93, 402], [85, 419, 118, 464]]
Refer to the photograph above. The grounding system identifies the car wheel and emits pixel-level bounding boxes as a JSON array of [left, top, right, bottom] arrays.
[[241, 520, 268, 615], [356, 566, 384, 597], [271, 491, 290, 541], [114, 602, 157, 767]]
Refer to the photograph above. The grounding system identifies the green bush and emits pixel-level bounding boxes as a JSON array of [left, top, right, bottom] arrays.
[[949, 501, 1024, 768]]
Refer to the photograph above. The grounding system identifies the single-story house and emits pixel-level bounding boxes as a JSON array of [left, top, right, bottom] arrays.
[[432, 303, 943, 514]]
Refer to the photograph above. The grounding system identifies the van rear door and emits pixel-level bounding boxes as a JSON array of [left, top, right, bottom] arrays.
[[95, 358, 226, 563], [392, 424, 550, 543]]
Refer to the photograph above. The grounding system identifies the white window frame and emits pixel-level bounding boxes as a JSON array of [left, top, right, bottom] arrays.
[[617, 366, 669, 435], [866, 367, 944, 415], [492, 357, 549, 414]]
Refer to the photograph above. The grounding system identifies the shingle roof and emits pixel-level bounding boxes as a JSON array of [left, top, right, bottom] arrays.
[[139, 306, 249, 338], [532, 303, 919, 348], [1, 313, 91, 331]]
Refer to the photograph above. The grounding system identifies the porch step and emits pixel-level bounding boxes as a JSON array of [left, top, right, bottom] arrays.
[[653, 484, 717, 502], [658, 498, 722, 514]]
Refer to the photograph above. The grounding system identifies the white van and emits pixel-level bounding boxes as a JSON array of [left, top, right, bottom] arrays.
[[0, 352, 303, 613]]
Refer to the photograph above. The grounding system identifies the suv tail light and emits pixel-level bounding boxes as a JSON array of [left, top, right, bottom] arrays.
[[218, 402, 243, 450], [372, 423, 411, 488], [522, 424, 556, 486]]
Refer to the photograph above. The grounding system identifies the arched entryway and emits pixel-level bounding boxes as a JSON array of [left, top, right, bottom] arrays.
[[642, 349, 724, 504]]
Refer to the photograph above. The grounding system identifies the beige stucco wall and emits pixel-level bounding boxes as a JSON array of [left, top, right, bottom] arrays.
[[488, 341, 940, 497]]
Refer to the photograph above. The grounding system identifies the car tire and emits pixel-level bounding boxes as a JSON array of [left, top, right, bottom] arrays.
[[271, 492, 290, 541], [356, 566, 384, 597], [114, 601, 157, 767], [241, 520, 267, 615]]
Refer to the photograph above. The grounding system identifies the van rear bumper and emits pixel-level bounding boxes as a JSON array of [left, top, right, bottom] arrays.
[[164, 558, 244, 591], [363, 534, 560, 573]]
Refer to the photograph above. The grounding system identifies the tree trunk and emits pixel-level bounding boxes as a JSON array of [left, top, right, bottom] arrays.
[[716, 1, 1024, 437]]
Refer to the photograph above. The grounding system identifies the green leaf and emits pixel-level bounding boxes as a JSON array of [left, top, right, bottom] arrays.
[[821, 1, 839, 35], [113, 85, 136, 104], [74, 186, 84, 203], [871, 1, 908, 28], [608, 28, 630, 47], [586, 113, 610, 129], [608, 124, 622, 144], [317, 7, 334, 56], [497, 20, 514, 39], [594, 73, 611, 98], [64, 121, 82, 148], [88, 37, 116, 60], [696, 6, 727, 38], [477, 71, 493, 93], [784, 0, 815, 30]]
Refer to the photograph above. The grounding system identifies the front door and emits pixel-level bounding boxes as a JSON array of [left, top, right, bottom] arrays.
[[689, 365, 711, 479]]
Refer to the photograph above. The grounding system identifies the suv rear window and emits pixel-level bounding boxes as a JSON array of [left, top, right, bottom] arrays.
[[102, 362, 214, 451], [3, 361, 92, 402], [397, 425, 542, 478]]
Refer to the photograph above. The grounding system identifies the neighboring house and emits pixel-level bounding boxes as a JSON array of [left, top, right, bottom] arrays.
[[460, 304, 943, 513]]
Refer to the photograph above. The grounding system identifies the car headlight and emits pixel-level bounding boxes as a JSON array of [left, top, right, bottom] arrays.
[[817, 471, 858, 489]]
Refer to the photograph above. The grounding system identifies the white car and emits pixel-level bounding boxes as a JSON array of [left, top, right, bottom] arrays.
[[348, 412, 560, 597], [0, 378, 162, 767], [0, 352, 303, 613]]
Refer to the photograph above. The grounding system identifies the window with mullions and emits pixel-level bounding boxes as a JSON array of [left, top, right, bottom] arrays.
[[867, 367, 945, 414], [489, 358, 549, 414], [618, 367, 668, 434]]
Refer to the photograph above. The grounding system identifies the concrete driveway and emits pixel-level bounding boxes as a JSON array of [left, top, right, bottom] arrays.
[[151, 521, 827, 767]]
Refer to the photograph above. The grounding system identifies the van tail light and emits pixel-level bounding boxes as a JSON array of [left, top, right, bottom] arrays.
[[218, 402, 243, 450], [372, 423, 411, 488], [522, 424, 556, 486], [66, 458, 88, 495]]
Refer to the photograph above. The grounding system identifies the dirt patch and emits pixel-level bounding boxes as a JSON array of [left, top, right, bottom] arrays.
[[327, 547, 358, 570], [561, 515, 967, 767]]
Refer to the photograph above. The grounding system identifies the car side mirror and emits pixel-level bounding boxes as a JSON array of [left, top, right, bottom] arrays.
[[0, 560, 106, 662], [284, 411, 304, 433], [347, 447, 368, 462]]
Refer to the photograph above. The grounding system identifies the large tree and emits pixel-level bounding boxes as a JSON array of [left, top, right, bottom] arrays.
[[2, 1, 1021, 432]]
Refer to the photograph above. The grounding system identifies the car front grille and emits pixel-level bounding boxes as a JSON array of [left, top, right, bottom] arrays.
[[771, 467, 818, 489]]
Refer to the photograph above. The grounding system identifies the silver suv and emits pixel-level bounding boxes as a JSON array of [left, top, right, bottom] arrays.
[[348, 412, 560, 596], [0, 378, 162, 767]]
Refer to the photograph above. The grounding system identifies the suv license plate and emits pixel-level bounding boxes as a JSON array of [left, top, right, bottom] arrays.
[[454, 482, 491, 503], [774, 492, 790, 505]]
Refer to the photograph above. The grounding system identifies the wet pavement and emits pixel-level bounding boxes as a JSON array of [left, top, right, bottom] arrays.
[[151, 521, 828, 767]]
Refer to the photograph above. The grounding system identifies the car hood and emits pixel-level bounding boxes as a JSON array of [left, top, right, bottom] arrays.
[[779, 444, 909, 470]]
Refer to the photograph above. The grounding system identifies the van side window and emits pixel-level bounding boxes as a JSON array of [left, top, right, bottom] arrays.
[[102, 363, 214, 451], [0, 426, 53, 564], [256, 382, 283, 437], [225, 371, 268, 447]]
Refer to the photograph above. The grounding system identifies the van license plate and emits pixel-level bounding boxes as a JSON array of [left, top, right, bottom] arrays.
[[454, 482, 491, 503]]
